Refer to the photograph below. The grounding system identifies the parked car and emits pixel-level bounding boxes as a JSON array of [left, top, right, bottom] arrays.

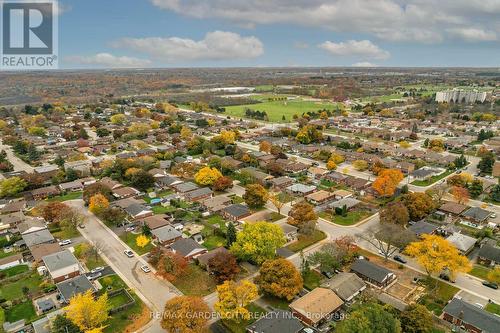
[[321, 270, 334, 279], [482, 281, 498, 289], [88, 272, 102, 280], [140, 265, 151, 273], [90, 266, 105, 274], [58, 239, 72, 246], [439, 273, 455, 283], [124, 249, 134, 258], [393, 255, 407, 264], [358, 255, 370, 261], [125, 225, 136, 232]]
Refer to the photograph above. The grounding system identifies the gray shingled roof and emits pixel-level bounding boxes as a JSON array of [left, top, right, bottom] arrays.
[[351, 259, 394, 284], [22, 229, 54, 247], [478, 244, 500, 264], [408, 220, 439, 237], [462, 207, 492, 222], [321, 272, 366, 302], [443, 298, 500, 333], [184, 187, 213, 200], [152, 225, 182, 243], [246, 310, 304, 333], [222, 204, 250, 218], [42, 250, 79, 272], [170, 238, 205, 257], [56, 275, 95, 302]]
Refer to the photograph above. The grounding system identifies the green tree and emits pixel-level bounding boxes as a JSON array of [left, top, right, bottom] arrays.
[[230, 221, 286, 265], [468, 179, 483, 198], [478, 152, 495, 174], [51, 315, 83, 333], [0, 176, 27, 197], [226, 222, 237, 247], [336, 303, 401, 333], [130, 170, 155, 191], [400, 304, 433, 333]]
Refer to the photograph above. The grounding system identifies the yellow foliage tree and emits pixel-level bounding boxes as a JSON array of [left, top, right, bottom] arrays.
[[330, 153, 345, 164], [180, 126, 193, 140], [136, 235, 150, 248], [487, 267, 500, 284], [128, 123, 150, 136], [110, 114, 126, 125], [124, 167, 141, 178], [268, 192, 285, 214], [89, 194, 109, 215], [194, 166, 223, 186], [326, 160, 337, 170], [214, 280, 258, 322], [405, 234, 471, 279], [219, 130, 236, 144], [66, 290, 108, 332], [399, 140, 410, 148], [352, 160, 368, 171], [259, 141, 272, 153]]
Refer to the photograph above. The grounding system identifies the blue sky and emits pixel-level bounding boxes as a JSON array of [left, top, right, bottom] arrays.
[[58, 0, 500, 68]]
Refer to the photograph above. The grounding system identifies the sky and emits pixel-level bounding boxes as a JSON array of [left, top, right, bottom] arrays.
[[54, 0, 500, 68]]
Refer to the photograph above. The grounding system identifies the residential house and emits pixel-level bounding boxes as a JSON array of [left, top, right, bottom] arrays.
[[477, 241, 500, 267], [289, 287, 344, 327], [308, 166, 328, 181], [321, 272, 366, 302], [42, 250, 82, 283], [280, 224, 298, 243], [221, 204, 251, 221], [351, 259, 397, 288], [29, 243, 62, 264], [239, 167, 274, 184], [246, 309, 305, 333], [197, 247, 230, 270], [285, 184, 316, 196], [0, 253, 24, 270], [408, 220, 439, 237], [172, 182, 199, 194], [99, 177, 122, 190], [332, 189, 353, 200], [1, 200, 26, 214], [184, 187, 213, 202], [201, 195, 232, 213], [22, 229, 54, 248], [30, 186, 61, 200], [170, 238, 207, 261], [34, 165, 59, 182], [446, 233, 477, 255], [443, 298, 500, 333], [267, 176, 295, 190], [112, 186, 140, 199], [124, 203, 153, 221], [439, 202, 468, 217], [328, 197, 361, 210], [155, 175, 182, 189], [461, 207, 492, 224], [151, 225, 182, 246], [305, 190, 335, 205], [56, 275, 95, 303], [141, 214, 171, 230], [58, 180, 84, 193]]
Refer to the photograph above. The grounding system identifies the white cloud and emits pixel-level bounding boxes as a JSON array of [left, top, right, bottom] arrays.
[[111, 31, 263, 62], [65, 53, 152, 68], [319, 40, 390, 60], [151, 0, 500, 44], [447, 28, 497, 42], [352, 62, 379, 67]]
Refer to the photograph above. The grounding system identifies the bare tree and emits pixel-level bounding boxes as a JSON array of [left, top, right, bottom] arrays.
[[268, 192, 285, 215], [86, 240, 105, 263], [356, 224, 416, 260]]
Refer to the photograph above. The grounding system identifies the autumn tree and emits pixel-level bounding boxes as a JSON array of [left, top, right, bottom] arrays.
[[400, 304, 434, 333], [89, 194, 109, 215], [487, 267, 500, 284], [352, 160, 368, 171], [66, 290, 108, 332], [130, 170, 155, 192], [372, 169, 404, 197], [288, 201, 317, 233], [259, 140, 271, 153], [207, 251, 240, 283], [451, 186, 469, 204], [405, 234, 471, 279], [212, 176, 233, 191], [243, 184, 269, 208], [379, 201, 409, 226], [194, 166, 223, 186], [37, 201, 70, 223], [357, 224, 415, 260], [136, 234, 150, 248], [296, 125, 322, 144], [230, 221, 285, 265], [179, 126, 192, 140], [215, 280, 258, 322], [336, 303, 401, 333], [0, 176, 27, 197], [83, 183, 113, 205], [161, 296, 210, 333], [255, 258, 303, 300], [330, 153, 345, 164], [326, 159, 337, 170], [110, 113, 126, 125], [268, 192, 285, 215], [150, 248, 188, 282], [401, 192, 436, 221]]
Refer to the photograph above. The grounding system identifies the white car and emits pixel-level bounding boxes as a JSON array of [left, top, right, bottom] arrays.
[[125, 225, 136, 232], [124, 249, 134, 258], [58, 239, 72, 246], [88, 272, 102, 281], [140, 265, 151, 273], [90, 266, 105, 274]]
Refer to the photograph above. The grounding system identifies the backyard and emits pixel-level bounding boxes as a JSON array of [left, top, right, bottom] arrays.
[[302, 269, 324, 290], [0, 264, 29, 278], [172, 264, 217, 296], [419, 278, 459, 316], [0, 274, 43, 301]]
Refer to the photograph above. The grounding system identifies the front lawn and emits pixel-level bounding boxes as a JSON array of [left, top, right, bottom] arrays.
[[469, 265, 491, 280], [485, 302, 500, 315], [221, 303, 267, 333], [261, 295, 291, 310], [302, 269, 323, 290], [320, 211, 371, 226], [74, 243, 106, 270], [5, 301, 36, 322], [0, 264, 29, 277], [411, 170, 453, 186], [152, 205, 175, 215], [119, 233, 154, 255], [420, 278, 459, 316], [172, 264, 216, 296], [286, 230, 326, 252], [47, 191, 83, 202]]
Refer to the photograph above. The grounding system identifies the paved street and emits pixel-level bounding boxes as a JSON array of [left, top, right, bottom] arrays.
[[0, 139, 34, 173], [66, 200, 179, 333]]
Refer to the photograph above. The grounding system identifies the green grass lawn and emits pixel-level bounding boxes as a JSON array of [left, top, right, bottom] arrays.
[[206, 215, 228, 230], [302, 269, 324, 290], [50, 226, 80, 240], [5, 301, 36, 323], [221, 303, 267, 333], [74, 243, 106, 270], [0, 250, 19, 260], [119, 233, 154, 255], [261, 295, 291, 310], [411, 170, 453, 186], [0, 264, 29, 277], [47, 191, 83, 202], [420, 278, 459, 316], [485, 302, 500, 315], [0, 274, 43, 301], [223, 98, 340, 123], [108, 291, 133, 309], [286, 230, 326, 252], [469, 265, 491, 280], [104, 292, 147, 333], [202, 234, 226, 250], [152, 205, 176, 214], [98, 274, 127, 292], [172, 264, 216, 296], [319, 211, 371, 226]]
